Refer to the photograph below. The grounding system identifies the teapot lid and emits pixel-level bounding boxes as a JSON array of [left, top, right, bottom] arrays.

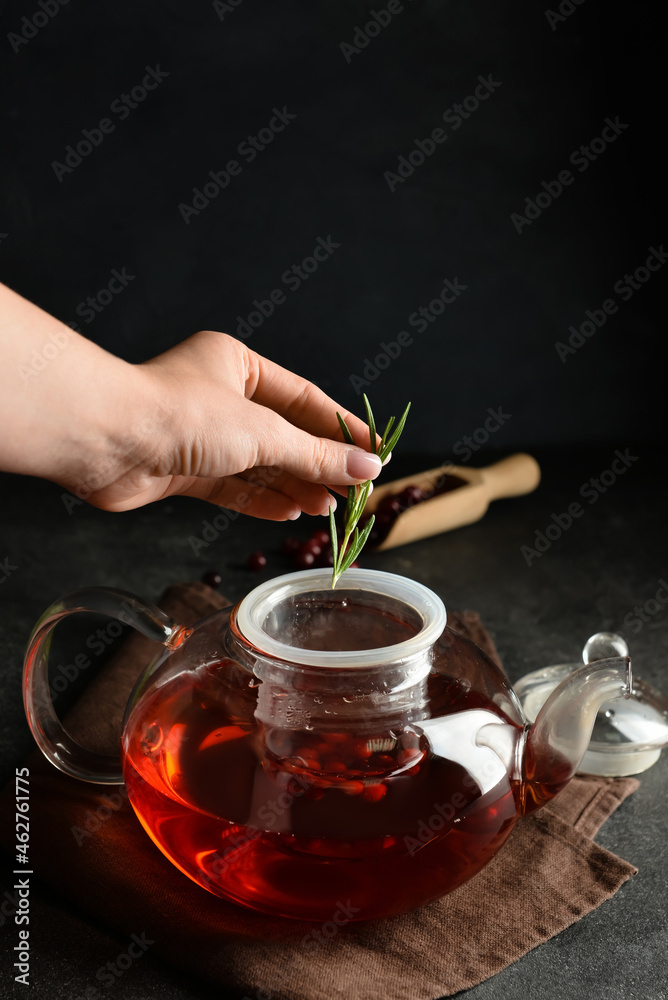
[[515, 632, 668, 776]]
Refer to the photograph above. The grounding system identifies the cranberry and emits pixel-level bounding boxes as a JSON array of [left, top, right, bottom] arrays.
[[397, 485, 424, 509], [323, 758, 347, 773], [353, 739, 373, 760], [433, 473, 466, 495], [282, 536, 300, 555], [247, 551, 267, 571], [311, 529, 331, 547], [303, 538, 323, 557], [362, 783, 386, 803], [378, 495, 402, 519], [294, 545, 316, 569], [376, 508, 398, 528], [342, 781, 365, 796], [315, 547, 334, 567], [201, 570, 222, 589]]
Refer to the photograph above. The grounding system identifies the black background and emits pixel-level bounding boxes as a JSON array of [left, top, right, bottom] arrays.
[[1, 0, 663, 456]]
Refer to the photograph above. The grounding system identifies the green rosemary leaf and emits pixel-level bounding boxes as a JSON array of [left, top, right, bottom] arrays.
[[339, 528, 364, 573], [336, 531, 356, 582], [358, 479, 373, 514], [342, 516, 373, 574], [379, 402, 411, 461], [330, 397, 410, 588], [350, 480, 370, 524], [354, 515, 376, 555], [337, 551, 356, 577], [380, 415, 395, 450], [336, 411, 355, 445], [329, 503, 338, 568], [362, 394, 377, 454]]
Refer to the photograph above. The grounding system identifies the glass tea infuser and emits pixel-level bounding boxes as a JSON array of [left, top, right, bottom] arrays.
[[23, 569, 668, 921]]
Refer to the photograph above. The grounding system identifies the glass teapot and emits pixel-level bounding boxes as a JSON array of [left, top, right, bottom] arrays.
[[24, 568, 635, 922]]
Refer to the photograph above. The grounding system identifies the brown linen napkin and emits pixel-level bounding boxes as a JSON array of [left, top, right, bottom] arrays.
[[0, 582, 638, 1000]]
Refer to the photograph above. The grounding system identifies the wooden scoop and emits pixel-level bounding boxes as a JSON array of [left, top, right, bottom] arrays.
[[363, 453, 541, 550]]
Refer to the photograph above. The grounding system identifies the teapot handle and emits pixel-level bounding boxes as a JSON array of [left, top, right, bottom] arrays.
[[23, 587, 192, 785]]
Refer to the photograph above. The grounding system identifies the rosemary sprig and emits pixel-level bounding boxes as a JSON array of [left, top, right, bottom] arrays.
[[330, 394, 411, 588]]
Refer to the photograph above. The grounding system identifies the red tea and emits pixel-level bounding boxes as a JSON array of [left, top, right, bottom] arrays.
[[122, 661, 520, 921]]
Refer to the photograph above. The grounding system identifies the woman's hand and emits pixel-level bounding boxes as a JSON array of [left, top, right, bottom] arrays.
[[0, 283, 384, 519], [88, 329, 384, 519]]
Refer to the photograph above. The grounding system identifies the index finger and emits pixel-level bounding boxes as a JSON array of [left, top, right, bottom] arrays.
[[245, 350, 381, 452]]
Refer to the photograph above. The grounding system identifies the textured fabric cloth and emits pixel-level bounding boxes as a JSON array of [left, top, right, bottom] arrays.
[[0, 582, 638, 1000]]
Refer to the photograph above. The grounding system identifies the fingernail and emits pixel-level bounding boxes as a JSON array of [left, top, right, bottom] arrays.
[[326, 496, 337, 514], [382, 451, 392, 467], [347, 451, 383, 481], [288, 509, 301, 521]]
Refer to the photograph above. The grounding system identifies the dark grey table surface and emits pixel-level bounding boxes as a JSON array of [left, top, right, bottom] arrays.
[[1, 447, 667, 1000]]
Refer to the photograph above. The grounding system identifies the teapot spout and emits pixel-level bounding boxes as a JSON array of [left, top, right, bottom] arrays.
[[521, 656, 632, 815]]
